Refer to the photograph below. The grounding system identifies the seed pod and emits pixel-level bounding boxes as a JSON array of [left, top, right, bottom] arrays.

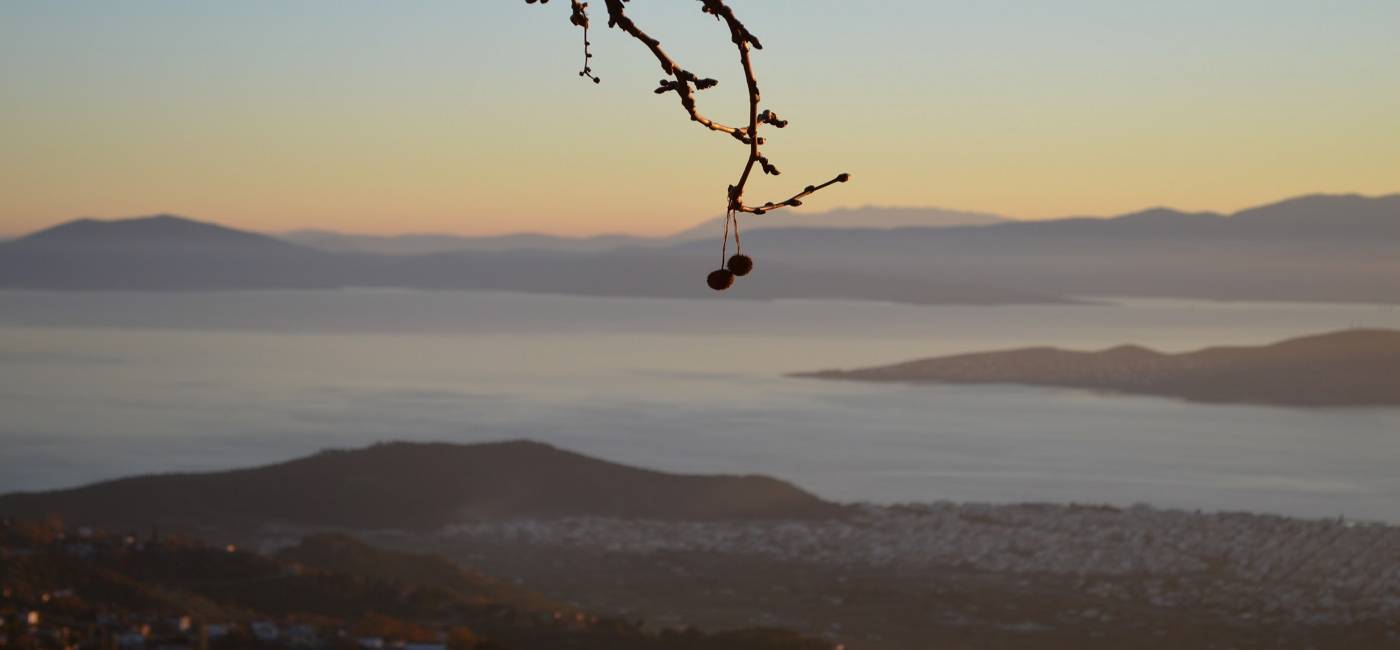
[[706, 268, 735, 291], [727, 254, 754, 277]]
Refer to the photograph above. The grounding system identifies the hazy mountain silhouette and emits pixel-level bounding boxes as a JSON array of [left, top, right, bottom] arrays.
[[19, 214, 292, 248], [281, 229, 656, 254], [279, 206, 1008, 255], [796, 329, 1400, 407], [0, 440, 847, 530], [6, 192, 1395, 302], [675, 194, 1400, 303], [0, 214, 353, 290], [0, 214, 1064, 304], [664, 205, 1008, 244]]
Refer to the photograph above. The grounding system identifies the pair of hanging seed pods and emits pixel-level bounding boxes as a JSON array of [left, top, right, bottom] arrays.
[[707, 210, 753, 291]]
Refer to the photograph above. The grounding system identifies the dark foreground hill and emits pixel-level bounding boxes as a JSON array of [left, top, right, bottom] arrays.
[[796, 329, 1400, 407], [2, 521, 833, 650], [0, 441, 846, 530]]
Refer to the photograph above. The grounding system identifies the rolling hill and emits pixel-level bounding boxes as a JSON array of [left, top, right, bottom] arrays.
[[0, 440, 848, 530]]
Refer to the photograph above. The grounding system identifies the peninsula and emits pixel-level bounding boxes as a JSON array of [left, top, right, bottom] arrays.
[[795, 329, 1400, 407]]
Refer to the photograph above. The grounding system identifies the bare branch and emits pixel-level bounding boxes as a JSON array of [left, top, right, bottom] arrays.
[[525, 0, 850, 288], [601, 0, 742, 137]]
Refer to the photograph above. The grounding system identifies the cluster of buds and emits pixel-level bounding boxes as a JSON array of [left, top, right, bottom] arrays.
[[526, 0, 850, 291]]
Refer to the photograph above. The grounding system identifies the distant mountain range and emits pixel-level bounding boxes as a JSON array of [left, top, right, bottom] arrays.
[[278, 205, 1007, 255], [0, 214, 1064, 304], [2, 192, 1396, 303], [664, 205, 1007, 246], [676, 194, 1400, 303], [280, 229, 657, 255], [0, 440, 847, 530], [796, 329, 1400, 407]]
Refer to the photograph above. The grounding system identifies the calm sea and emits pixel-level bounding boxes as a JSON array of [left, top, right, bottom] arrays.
[[2, 289, 1398, 522]]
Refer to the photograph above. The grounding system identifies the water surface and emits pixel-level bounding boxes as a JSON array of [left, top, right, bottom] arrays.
[[2, 290, 1398, 522]]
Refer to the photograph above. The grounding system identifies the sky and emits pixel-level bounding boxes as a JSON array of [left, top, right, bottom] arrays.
[[2, 0, 1398, 237]]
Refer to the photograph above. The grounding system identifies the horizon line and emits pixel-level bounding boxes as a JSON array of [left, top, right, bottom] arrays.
[[5, 190, 1397, 241]]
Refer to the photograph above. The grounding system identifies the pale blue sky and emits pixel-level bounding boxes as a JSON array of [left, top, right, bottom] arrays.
[[4, 1, 1398, 235]]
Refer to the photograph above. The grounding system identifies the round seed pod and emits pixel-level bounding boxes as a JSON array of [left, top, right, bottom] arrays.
[[726, 254, 754, 277], [706, 268, 735, 291]]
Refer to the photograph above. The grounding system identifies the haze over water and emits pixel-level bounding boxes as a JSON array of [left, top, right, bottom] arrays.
[[3, 289, 1399, 522]]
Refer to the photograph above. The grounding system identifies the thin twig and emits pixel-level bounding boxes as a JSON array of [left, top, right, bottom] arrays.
[[742, 173, 851, 215], [570, 1, 600, 82]]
